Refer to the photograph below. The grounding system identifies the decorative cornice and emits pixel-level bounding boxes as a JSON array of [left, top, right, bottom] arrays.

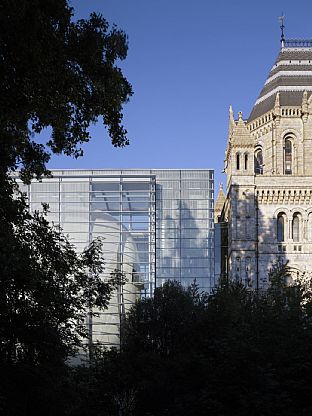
[[256, 188, 312, 204]]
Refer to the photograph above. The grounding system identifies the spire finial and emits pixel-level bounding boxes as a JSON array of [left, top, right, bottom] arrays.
[[278, 14, 285, 47], [219, 182, 223, 191]]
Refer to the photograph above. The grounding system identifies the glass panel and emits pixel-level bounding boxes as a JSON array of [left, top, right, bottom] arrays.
[[31, 182, 59, 192], [156, 190, 180, 199], [181, 219, 209, 228], [121, 201, 150, 211], [32, 192, 59, 202], [91, 194, 120, 201], [181, 248, 210, 258], [122, 182, 150, 191], [157, 268, 180, 278], [66, 232, 89, 242], [156, 239, 180, 249], [180, 209, 210, 219], [61, 192, 88, 202], [156, 248, 180, 259], [181, 239, 209, 248], [181, 189, 210, 198], [90, 212, 120, 222], [91, 201, 120, 211], [92, 182, 119, 192], [181, 180, 210, 189], [61, 212, 89, 222], [181, 268, 209, 278], [182, 258, 210, 268], [156, 229, 180, 239], [61, 202, 89, 212], [61, 182, 89, 192]]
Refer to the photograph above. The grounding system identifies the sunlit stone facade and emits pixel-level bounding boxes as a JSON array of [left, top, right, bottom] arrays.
[[219, 40, 312, 288]]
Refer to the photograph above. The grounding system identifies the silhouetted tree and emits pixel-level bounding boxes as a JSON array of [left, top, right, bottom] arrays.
[[77, 271, 312, 416], [0, 0, 132, 182], [0, 1, 132, 414]]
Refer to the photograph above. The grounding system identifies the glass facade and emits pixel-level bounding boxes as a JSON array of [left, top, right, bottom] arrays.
[[155, 170, 214, 291], [19, 169, 214, 346]]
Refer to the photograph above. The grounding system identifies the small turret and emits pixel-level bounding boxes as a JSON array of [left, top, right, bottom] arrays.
[[214, 183, 226, 223], [228, 105, 235, 140], [273, 92, 281, 124], [302, 90, 308, 122], [229, 111, 254, 178]]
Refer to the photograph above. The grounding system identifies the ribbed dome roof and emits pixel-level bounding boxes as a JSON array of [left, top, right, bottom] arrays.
[[248, 41, 312, 122]]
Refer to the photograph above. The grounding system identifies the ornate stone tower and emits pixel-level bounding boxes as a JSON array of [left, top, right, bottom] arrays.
[[221, 39, 312, 288]]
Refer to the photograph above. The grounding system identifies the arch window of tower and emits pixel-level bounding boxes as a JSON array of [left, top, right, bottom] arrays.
[[236, 153, 240, 171], [284, 137, 293, 175], [292, 212, 300, 242], [254, 148, 263, 175], [277, 213, 285, 242], [244, 153, 248, 170]]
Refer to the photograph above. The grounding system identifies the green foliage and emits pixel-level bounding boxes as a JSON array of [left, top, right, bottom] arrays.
[[0, 1, 133, 413], [71, 274, 312, 416], [0, 177, 117, 365], [0, 175, 121, 415], [122, 280, 207, 357], [0, 0, 133, 181]]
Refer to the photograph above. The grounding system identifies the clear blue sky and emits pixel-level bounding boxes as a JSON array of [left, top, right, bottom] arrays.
[[48, 0, 312, 192]]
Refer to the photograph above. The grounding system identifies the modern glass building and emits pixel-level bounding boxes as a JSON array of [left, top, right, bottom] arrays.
[[18, 169, 214, 346]]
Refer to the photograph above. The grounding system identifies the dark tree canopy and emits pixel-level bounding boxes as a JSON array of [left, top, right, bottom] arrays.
[[0, 0, 133, 182], [0, 2, 133, 414], [71, 274, 312, 416]]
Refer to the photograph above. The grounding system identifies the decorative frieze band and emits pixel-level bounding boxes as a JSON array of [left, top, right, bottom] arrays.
[[256, 188, 312, 204]]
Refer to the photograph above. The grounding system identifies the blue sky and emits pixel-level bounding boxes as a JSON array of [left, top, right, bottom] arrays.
[[48, 0, 312, 192]]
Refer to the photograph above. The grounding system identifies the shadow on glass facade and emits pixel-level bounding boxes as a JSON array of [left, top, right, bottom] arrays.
[[19, 169, 214, 347]]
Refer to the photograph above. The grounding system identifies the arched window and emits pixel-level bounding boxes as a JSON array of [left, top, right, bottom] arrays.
[[284, 138, 292, 174], [292, 213, 300, 242], [244, 153, 248, 170], [254, 148, 263, 174], [236, 153, 240, 170], [277, 213, 285, 242]]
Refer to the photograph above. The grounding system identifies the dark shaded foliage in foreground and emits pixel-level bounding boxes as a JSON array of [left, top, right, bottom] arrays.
[[68, 269, 312, 416]]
